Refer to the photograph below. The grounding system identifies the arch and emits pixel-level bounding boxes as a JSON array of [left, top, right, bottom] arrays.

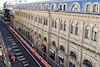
[[32, 5, 34, 9], [52, 41, 56, 47], [59, 3, 62, 10], [44, 37, 47, 42], [44, 4, 46, 10], [91, 27, 97, 41], [70, 2, 81, 11], [85, 25, 90, 38], [75, 23, 79, 35], [83, 59, 92, 67], [70, 51, 76, 59], [34, 32, 37, 35], [85, 2, 92, 12], [71, 22, 74, 33], [92, 2, 99, 12], [55, 19, 57, 28], [39, 4, 42, 10], [29, 5, 31, 9], [60, 20, 63, 30], [52, 18, 54, 27], [63, 3, 67, 11], [46, 4, 49, 10], [35, 5, 38, 9], [64, 20, 66, 31], [60, 46, 64, 52], [51, 3, 56, 10], [39, 34, 41, 38]]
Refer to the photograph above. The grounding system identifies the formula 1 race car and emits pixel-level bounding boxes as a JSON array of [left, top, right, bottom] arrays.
[[9, 53, 18, 63]]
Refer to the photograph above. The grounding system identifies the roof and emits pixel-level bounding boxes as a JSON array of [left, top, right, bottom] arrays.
[[15, 0, 100, 14]]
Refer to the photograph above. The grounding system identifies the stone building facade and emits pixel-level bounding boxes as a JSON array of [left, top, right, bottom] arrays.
[[13, 0, 100, 67]]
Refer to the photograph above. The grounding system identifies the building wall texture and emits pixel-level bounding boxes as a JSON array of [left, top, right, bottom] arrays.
[[13, 1, 100, 67]]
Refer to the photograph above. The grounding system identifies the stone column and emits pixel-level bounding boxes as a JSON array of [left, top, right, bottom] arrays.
[[55, 48, 58, 63]]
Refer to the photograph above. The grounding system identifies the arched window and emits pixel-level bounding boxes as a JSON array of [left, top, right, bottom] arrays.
[[39, 4, 42, 10], [60, 46, 64, 52], [55, 19, 57, 28], [93, 4, 98, 12], [70, 52, 76, 59], [60, 20, 63, 30], [29, 5, 30, 9], [51, 4, 56, 10], [52, 19, 54, 27], [41, 17, 42, 24], [32, 5, 33, 9], [35, 5, 38, 9], [44, 5, 46, 10], [63, 4, 66, 11], [86, 4, 90, 12], [64, 21, 66, 31], [44, 17, 45, 25], [71, 23, 74, 33], [59, 5, 62, 10], [46, 5, 48, 10], [35, 32, 36, 35], [75, 23, 79, 35], [39, 16, 40, 23], [71, 4, 80, 11], [44, 37, 47, 42], [52, 41, 56, 47], [83, 60, 92, 67], [91, 27, 97, 41], [85, 26, 90, 38], [39, 34, 41, 38]]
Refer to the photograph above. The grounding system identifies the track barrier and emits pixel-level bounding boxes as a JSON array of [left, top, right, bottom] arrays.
[[8, 25, 50, 67]]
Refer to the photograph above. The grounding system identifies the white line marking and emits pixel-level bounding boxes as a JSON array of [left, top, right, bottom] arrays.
[[24, 63, 29, 67], [15, 52, 22, 55], [17, 56, 24, 59], [14, 49, 20, 51], [12, 43, 16, 45], [12, 46, 17, 48], [9, 39, 13, 41], [19, 58, 25, 61], [22, 61, 28, 64], [7, 25, 42, 67], [11, 41, 15, 43]]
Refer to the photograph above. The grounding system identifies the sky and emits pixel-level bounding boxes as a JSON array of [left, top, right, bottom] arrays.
[[0, 0, 45, 7]]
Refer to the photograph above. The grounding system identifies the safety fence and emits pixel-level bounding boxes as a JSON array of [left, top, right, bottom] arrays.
[[0, 32, 12, 67]]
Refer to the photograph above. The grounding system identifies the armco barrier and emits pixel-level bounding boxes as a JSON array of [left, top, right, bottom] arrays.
[[8, 25, 50, 67]]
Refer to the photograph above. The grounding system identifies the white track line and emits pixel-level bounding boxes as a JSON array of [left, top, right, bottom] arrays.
[[15, 52, 22, 55], [24, 63, 29, 67], [18, 58, 25, 61], [14, 49, 20, 51], [12, 46, 17, 48], [12, 43, 16, 45], [17, 56, 24, 59], [22, 61, 27, 64], [6, 25, 42, 67]]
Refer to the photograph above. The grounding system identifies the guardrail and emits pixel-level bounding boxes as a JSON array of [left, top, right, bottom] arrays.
[[7, 25, 51, 67], [0, 32, 12, 67]]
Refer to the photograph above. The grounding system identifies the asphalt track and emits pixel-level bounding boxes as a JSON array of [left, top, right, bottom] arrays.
[[0, 18, 45, 67]]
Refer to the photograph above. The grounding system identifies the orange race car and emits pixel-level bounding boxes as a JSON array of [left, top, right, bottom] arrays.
[[9, 53, 18, 63]]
